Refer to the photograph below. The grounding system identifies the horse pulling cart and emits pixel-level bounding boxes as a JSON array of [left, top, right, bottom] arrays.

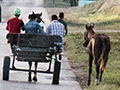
[[3, 33, 62, 84]]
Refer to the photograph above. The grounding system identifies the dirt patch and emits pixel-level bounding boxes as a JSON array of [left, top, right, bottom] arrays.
[[46, 8, 73, 19], [64, 47, 88, 89], [68, 59, 88, 89]]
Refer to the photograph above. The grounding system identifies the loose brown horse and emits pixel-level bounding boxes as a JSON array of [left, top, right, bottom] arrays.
[[83, 23, 111, 86]]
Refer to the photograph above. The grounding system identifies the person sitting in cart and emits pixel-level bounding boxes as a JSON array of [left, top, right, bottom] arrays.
[[25, 12, 45, 34], [6, 8, 25, 53], [58, 12, 68, 36], [46, 14, 65, 52]]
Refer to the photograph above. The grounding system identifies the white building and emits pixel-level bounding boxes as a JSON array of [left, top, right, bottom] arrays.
[[79, 0, 97, 6]]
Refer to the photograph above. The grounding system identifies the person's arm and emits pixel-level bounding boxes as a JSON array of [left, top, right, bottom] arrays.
[[6, 21, 9, 31], [37, 24, 45, 34], [65, 28, 68, 35], [63, 26, 66, 37], [20, 20, 25, 31], [65, 23, 68, 36], [6, 25, 8, 30], [46, 25, 51, 35]]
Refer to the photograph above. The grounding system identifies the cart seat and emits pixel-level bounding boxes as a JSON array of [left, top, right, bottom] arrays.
[[7, 33, 62, 62]]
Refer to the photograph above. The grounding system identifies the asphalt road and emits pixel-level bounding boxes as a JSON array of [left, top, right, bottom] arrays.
[[0, 0, 82, 90]]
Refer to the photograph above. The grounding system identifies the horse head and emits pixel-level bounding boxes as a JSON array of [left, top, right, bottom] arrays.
[[83, 23, 95, 47], [36, 12, 44, 23], [28, 11, 44, 23]]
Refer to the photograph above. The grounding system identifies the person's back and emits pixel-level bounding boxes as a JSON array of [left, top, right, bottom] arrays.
[[58, 19, 67, 29], [25, 20, 42, 34], [58, 12, 68, 35], [8, 18, 23, 33], [25, 12, 44, 34], [47, 20, 65, 37], [6, 8, 24, 34], [46, 15, 65, 49]]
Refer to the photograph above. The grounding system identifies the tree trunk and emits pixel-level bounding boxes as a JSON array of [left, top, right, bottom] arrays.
[[70, 0, 79, 6], [70, 0, 73, 6], [53, 0, 55, 4], [63, 0, 69, 2]]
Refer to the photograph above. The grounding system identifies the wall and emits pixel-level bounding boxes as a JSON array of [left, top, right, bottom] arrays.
[[79, 0, 96, 6]]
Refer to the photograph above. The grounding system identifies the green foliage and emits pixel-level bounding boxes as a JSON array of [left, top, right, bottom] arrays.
[[66, 32, 120, 90], [69, 0, 79, 6], [43, 0, 70, 8]]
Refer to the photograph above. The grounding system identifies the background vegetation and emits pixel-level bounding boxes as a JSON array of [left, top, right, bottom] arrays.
[[44, 0, 120, 30]]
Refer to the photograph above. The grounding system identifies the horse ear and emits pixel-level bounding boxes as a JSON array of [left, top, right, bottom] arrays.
[[32, 11, 35, 14], [90, 23, 95, 28], [39, 12, 42, 16], [86, 24, 89, 31], [28, 15, 32, 19]]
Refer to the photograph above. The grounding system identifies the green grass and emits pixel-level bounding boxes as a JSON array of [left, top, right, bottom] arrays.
[[65, 32, 120, 90], [65, 10, 120, 30]]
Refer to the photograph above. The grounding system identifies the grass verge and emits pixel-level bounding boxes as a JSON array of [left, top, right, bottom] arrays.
[[66, 32, 120, 90]]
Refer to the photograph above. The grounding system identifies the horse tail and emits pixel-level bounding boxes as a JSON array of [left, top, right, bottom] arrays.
[[97, 54, 105, 71], [100, 58, 105, 71], [98, 35, 110, 71]]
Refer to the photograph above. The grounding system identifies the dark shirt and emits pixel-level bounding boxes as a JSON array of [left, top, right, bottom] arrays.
[[58, 19, 67, 30]]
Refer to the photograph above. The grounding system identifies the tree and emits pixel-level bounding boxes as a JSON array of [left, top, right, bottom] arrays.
[[69, 0, 79, 6], [53, 0, 55, 4], [63, 0, 69, 2]]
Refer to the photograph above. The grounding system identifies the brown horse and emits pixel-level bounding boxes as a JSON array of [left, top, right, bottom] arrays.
[[83, 23, 111, 86], [27, 12, 45, 82]]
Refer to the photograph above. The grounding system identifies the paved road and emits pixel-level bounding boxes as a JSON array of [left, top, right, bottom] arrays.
[[0, 0, 82, 90], [2, 0, 50, 31]]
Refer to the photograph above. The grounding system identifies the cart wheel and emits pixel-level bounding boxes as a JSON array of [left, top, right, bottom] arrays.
[[3, 56, 10, 81], [52, 58, 61, 85]]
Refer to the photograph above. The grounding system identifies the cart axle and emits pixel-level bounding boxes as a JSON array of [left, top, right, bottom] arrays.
[[9, 68, 53, 74]]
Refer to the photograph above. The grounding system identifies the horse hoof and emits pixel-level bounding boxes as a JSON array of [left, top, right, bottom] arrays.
[[28, 76, 32, 82], [95, 79, 99, 85], [33, 76, 37, 82], [28, 79, 32, 82], [87, 82, 90, 86]]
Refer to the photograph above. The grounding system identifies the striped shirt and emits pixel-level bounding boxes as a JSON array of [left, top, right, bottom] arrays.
[[46, 20, 65, 48]]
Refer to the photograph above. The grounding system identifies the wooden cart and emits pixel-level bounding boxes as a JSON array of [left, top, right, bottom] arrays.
[[3, 33, 62, 84]]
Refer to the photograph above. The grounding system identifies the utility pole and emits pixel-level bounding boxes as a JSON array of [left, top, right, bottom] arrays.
[[0, 1, 1, 22], [0, 0, 2, 22]]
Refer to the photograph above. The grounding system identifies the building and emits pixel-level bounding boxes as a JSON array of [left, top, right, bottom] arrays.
[[79, 0, 97, 6]]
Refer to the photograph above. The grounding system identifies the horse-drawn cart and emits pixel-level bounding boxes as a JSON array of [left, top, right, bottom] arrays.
[[3, 33, 62, 84]]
